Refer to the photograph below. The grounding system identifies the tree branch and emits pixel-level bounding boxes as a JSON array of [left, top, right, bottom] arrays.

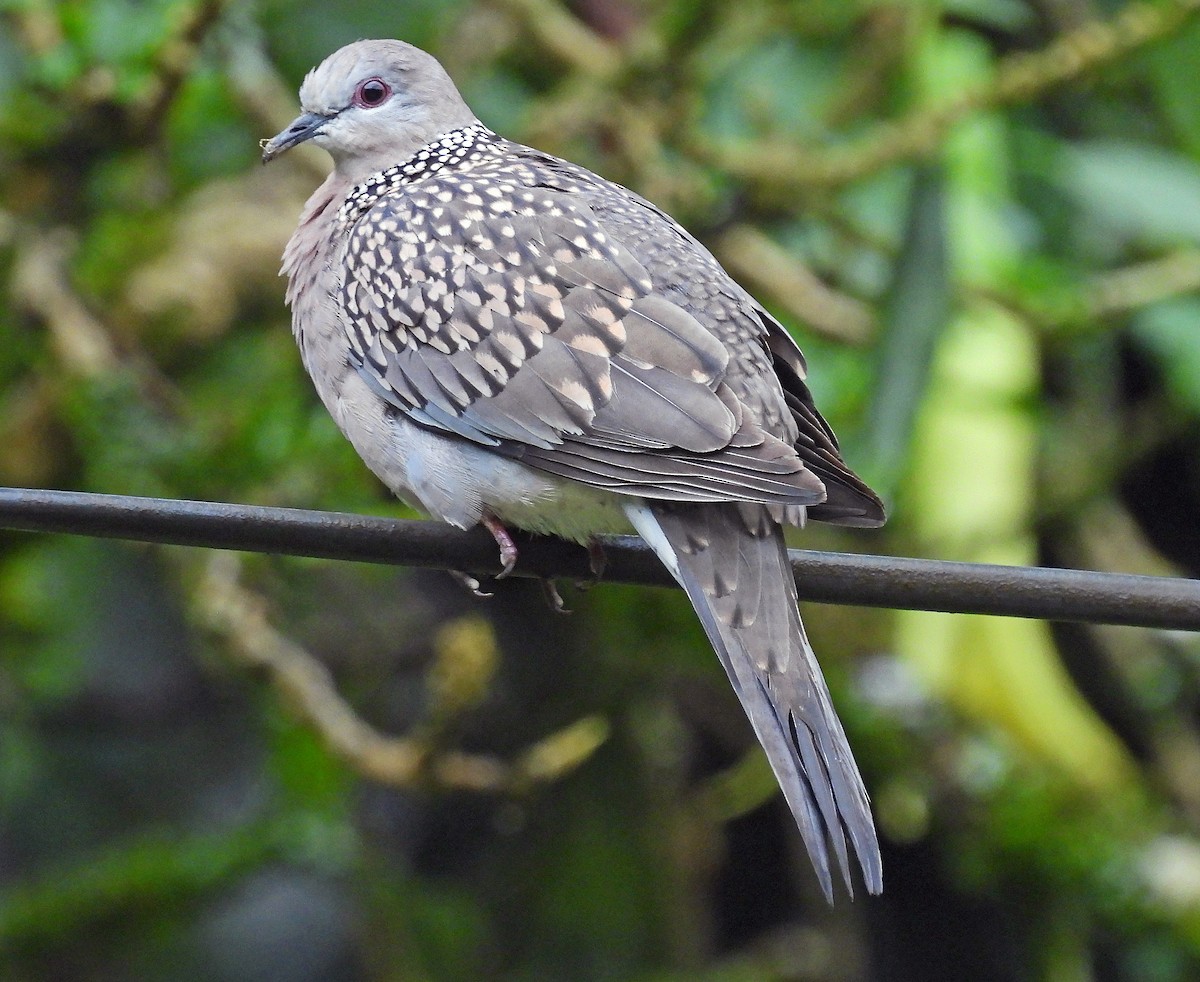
[[190, 550, 609, 793], [695, 0, 1200, 193]]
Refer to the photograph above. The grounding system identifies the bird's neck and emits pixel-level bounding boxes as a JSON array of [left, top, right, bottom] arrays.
[[333, 123, 502, 225], [327, 110, 484, 188]]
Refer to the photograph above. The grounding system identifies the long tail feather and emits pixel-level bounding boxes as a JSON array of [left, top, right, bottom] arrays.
[[625, 500, 881, 900]]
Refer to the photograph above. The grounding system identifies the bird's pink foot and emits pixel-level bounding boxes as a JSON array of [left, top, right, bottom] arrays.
[[482, 513, 518, 578]]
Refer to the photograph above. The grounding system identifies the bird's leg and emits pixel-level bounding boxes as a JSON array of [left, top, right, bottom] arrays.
[[479, 514, 568, 611], [450, 514, 517, 593], [481, 513, 519, 578], [588, 539, 607, 579], [575, 538, 608, 591]]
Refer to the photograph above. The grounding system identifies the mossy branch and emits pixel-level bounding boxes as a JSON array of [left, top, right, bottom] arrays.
[[696, 0, 1200, 192], [191, 552, 608, 794]]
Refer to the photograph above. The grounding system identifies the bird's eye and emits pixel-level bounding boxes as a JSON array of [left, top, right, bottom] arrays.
[[353, 78, 391, 108]]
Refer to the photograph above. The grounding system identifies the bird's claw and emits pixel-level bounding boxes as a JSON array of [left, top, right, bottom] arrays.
[[453, 516, 520, 596], [541, 578, 572, 614], [450, 570, 493, 597]]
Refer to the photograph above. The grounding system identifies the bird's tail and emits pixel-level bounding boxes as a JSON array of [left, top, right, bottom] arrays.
[[625, 500, 881, 901]]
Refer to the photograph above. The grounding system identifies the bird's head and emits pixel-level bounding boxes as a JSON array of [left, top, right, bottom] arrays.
[[261, 39, 478, 182]]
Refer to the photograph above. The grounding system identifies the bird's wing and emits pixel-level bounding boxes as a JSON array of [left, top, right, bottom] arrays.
[[626, 499, 882, 900], [335, 165, 824, 507], [529, 151, 885, 527], [762, 314, 885, 527]]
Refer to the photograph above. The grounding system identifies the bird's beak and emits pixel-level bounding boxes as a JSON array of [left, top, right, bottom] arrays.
[[261, 111, 334, 163]]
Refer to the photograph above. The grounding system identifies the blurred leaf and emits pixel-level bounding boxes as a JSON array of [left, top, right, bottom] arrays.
[[864, 165, 950, 492], [1054, 140, 1200, 248], [267, 705, 354, 817], [460, 67, 535, 137], [58, 370, 194, 496], [165, 65, 261, 187], [897, 303, 1134, 789], [52, 0, 186, 104], [943, 0, 1034, 30], [531, 796, 661, 979], [0, 538, 106, 701], [365, 869, 488, 980], [703, 35, 845, 141], [76, 201, 172, 298], [0, 821, 292, 952], [899, 609, 1134, 790], [1131, 297, 1200, 418], [259, 0, 468, 81], [1147, 18, 1200, 158]]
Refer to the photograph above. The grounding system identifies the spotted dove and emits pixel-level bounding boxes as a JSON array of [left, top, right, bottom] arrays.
[[263, 39, 886, 900]]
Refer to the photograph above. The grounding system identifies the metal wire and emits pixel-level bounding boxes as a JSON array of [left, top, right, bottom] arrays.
[[0, 486, 1196, 631]]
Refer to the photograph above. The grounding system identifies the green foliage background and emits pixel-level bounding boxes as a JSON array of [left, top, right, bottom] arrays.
[[3, 1, 1200, 979]]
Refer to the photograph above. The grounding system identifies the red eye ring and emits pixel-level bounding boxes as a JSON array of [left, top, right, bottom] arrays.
[[353, 77, 391, 109]]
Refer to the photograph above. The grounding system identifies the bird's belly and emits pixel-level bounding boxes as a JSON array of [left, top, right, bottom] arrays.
[[331, 368, 633, 542], [487, 477, 635, 543]]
